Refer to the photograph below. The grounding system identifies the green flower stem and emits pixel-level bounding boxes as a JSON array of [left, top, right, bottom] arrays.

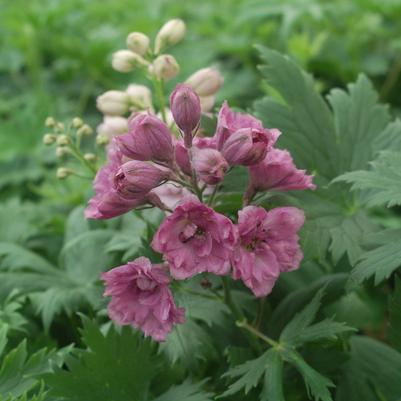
[[68, 142, 97, 176], [207, 184, 220, 207], [236, 319, 279, 348], [153, 77, 168, 123]]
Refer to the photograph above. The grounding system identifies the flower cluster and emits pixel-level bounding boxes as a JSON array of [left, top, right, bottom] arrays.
[[86, 80, 316, 341]]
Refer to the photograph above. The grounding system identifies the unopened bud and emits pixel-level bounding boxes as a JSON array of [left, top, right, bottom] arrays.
[[97, 90, 130, 116], [97, 116, 128, 138], [72, 117, 84, 128], [186, 68, 224, 97], [56, 146, 68, 158], [155, 19, 186, 54], [126, 32, 150, 56], [153, 54, 179, 81], [55, 122, 65, 133], [43, 134, 56, 145], [126, 84, 153, 110], [84, 153, 96, 162], [45, 117, 56, 128], [96, 133, 110, 146], [77, 124, 93, 136], [57, 135, 70, 146], [199, 95, 215, 112], [112, 50, 148, 73], [56, 167, 72, 179], [170, 84, 201, 147], [192, 148, 228, 185]]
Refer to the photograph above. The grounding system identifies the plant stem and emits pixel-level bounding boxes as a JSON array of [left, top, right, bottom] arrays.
[[153, 77, 167, 123], [68, 142, 97, 176], [236, 320, 279, 348], [208, 184, 220, 206]]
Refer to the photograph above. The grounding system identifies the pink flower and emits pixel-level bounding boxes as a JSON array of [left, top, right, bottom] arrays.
[[215, 101, 279, 151], [150, 182, 192, 211], [85, 141, 147, 219], [170, 84, 201, 147], [248, 148, 316, 192], [102, 257, 185, 341], [116, 113, 174, 164], [192, 147, 228, 185], [152, 197, 237, 279], [232, 206, 305, 297]]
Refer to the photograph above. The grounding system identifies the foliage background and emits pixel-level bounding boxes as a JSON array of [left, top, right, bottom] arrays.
[[1, 0, 401, 400]]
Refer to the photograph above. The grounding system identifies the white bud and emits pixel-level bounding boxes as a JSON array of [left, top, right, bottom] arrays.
[[199, 95, 215, 112], [126, 84, 153, 110], [72, 117, 84, 128], [84, 153, 96, 162], [56, 146, 68, 158], [43, 134, 56, 145], [157, 108, 175, 127], [126, 32, 150, 56], [97, 116, 128, 138], [55, 122, 65, 133], [57, 134, 70, 146], [155, 19, 186, 54], [186, 68, 224, 97], [152, 55, 179, 81], [96, 133, 111, 146], [112, 50, 148, 73], [96, 90, 130, 116], [45, 117, 56, 128], [56, 167, 72, 179], [77, 124, 93, 136]]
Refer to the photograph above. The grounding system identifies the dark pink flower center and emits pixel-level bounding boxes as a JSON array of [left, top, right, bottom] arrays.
[[179, 222, 205, 243]]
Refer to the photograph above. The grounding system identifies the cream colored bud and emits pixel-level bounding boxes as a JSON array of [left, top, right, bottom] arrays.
[[84, 153, 97, 162], [57, 134, 70, 146], [199, 95, 215, 112], [153, 55, 179, 81], [72, 117, 84, 128], [77, 124, 93, 136], [43, 134, 56, 145], [126, 32, 150, 56], [126, 84, 153, 110], [56, 146, 68, 158], [157, 108, 175, 127], [155, 19, 186, 54], [55, 122, 65, 133], [186, 68, 224, 97], [56, 167, 72, 179], [96, 133, 110, 146], [96, 90, 130, 116], [45, 117, 56, 128], [97, 116, 128, 138], [112, 50, 148, 73]]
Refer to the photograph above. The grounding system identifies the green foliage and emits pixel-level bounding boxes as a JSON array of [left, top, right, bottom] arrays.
[[153, 380, 214, 401], [389, 277, 401, 352]]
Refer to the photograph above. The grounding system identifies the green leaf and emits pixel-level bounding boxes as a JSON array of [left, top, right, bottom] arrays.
[[336, 336, 401, 401], [64, 206, 90, 244], [349, 229, 401, 286], [389, 277, 401, 352], [261, 350, 284, 401], [220, 349, 275, 397], [284, 349, 334, 401], [46, 319, 158, 401], [334, 151, 401, 208], [153, 379, 214, 401]]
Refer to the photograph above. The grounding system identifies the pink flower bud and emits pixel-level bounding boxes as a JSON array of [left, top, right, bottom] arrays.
[[221, 128, 271, 166], [170, 84, 201, 147], [192, 148, 228, 185], [114, 160, 170, 198], [116, 114, 174, 164]]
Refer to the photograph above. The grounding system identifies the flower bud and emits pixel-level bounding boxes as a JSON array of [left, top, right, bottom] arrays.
[[170, 84, 201, 147], [114, 160, 170, 198], [174, 141, 191, 175], [57, 134, 70, 146], [57, 167, 72, 179], [84, 153, 97, 162], [199, 96, 215, 112], [43, 133, 56, 145], [126, 84, 153, 110], [192, 148, 228, 185], [153, 55, 179, 81], [77, 124, 93, 137], [111, 50, 148, 73], [96, 133, 110, 146], [56, 146, 68, 158], [72, 117, 83, 128], [155, 19, 186, 54], [126, 32, 150, 56], [45, 117, 56, 128], [96, 91, 130, 116], [186, 68, 224, 97], [116, 114, 174, 164], [221, 128, 271, 166], [55, 122, 65, 133], [97, 116, 128, 138]]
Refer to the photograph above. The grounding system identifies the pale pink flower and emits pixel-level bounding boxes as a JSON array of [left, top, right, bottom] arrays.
[[192, 147, 228, 185], [248, 148, 316, 192], [232, 206, 305, 297], [101, 257, 185, 341], [150, 182, 192, 211], [152, 197, 237, 279]]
